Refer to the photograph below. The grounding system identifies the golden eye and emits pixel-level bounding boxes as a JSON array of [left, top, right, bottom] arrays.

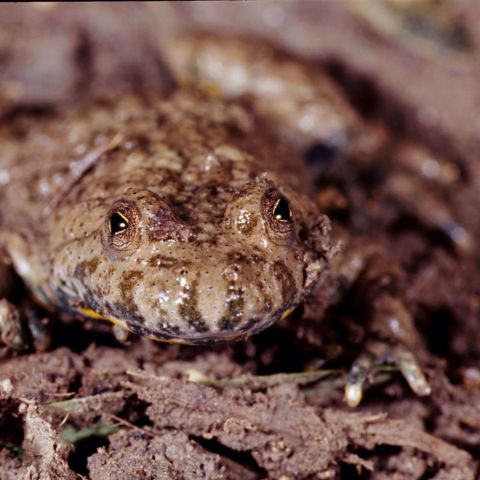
[[110, 212, 129, 235], [261, 189, 294, 234], [102, 200, 141, 253]]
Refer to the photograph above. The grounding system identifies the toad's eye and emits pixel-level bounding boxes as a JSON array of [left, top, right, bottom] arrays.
[[261, 189, 294, 235], [102, 200, 141, 254], [110, 212, 129, 235]]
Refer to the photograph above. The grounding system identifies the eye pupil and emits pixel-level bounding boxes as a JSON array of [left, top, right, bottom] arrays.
[[110, 212, 129, 235], [273, 197, 291, 222]]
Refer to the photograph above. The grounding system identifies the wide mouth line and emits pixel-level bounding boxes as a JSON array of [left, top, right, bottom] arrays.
[[145, 313, 284, 345]]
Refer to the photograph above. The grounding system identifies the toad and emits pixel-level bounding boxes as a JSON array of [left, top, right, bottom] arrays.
[[2, 34, 464, 405]]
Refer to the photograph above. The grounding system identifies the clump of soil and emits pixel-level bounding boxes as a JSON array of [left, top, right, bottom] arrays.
[[1, 3, 480, 479], [0, 341, 476, 479]]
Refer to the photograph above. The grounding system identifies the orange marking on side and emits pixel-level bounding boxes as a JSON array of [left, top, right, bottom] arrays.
[[80, 307, 132, 332], [280, 307, 295, 322]]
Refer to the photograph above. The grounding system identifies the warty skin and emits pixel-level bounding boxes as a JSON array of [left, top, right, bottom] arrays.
[[0, 90, 332, 344]]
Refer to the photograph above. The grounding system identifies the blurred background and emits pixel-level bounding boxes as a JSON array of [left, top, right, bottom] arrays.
[[2, 0, 480, 162]]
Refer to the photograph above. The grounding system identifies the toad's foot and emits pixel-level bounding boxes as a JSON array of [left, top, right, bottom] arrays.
[[345, 341, 431, 407], [324, 246, 432, 406], [345, 291, 431, 407]]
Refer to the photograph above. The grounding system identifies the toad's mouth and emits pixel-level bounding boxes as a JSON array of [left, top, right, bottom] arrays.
[[80, 305, 296, 345]]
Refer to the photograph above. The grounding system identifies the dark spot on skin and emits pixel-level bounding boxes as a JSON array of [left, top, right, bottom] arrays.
[[115, 270, 144, 321], [55, 287, 76, 312], [127, 322, 152, 337], [108, 302, 146, 325], [219, 286, 245, 331], [205, 236, 219, 248], [82, 287, 103, 313], [219, 318, 235, 331], [145, 321, 183, 338], [148, 254, 191, 269], [73, 257, 100, 281], [238, 317, 262, 334], [177, 279, 208, 332], [167, 324, 182, 335], [252, 276, 272, 314], [227, 252, 248, 263], [273, 261, 297, 304]]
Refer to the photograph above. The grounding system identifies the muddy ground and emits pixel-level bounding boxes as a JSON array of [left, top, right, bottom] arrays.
[[1, 2, 480, 479]]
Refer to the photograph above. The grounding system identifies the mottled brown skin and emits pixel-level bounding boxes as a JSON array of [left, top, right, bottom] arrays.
[[0, 90, 331, 344]]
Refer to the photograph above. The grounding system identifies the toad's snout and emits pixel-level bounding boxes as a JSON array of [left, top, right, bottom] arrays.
[[142, 253, 304, 342]]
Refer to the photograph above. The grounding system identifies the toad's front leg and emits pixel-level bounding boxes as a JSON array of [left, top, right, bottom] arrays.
[[0, 299, 25, 355], [0, 250, 50, 355], [312, 236, 431, 406], [0, 252, 25, 354]]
